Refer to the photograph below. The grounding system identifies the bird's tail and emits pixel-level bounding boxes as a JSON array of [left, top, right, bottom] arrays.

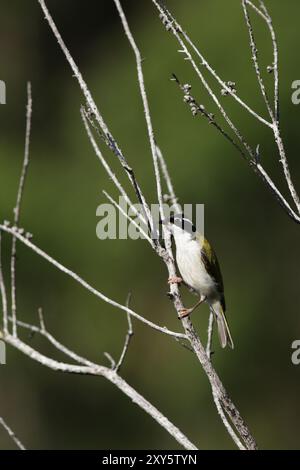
[[211, 301, 234, 349]]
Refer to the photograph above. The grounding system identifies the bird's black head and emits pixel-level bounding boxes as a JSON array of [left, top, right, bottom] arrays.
[[161, 213, 196, 235]]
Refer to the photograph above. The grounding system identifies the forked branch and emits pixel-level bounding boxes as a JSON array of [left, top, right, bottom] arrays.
[[153, 0, 300, 223]]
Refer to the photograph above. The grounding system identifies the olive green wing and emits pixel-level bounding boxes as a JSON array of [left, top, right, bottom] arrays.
[[199, 236, 226, 311]]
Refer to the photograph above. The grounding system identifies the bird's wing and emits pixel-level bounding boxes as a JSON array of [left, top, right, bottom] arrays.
[[198, 235, 226, 311]]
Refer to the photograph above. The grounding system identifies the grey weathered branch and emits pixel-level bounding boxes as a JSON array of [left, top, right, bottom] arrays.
[[243, 0, 300, 215], [206, 309, 214, 360], [103, 190, 151, 243], [115, 293, 134, 373], [0, 416, 26, 450], [11, 82, 32, 337], [3, 332, 196, 450], [113, 0, 166, 244], [153, 0, 300, 224], [156, 145, 181, 213], [0, 232, 8, 334], [212, 388, 245, 451], [159, 2, 272, 129], [81, 108, 150, 236], [173, 73, 300, 223], [242, 1, 274, 121]]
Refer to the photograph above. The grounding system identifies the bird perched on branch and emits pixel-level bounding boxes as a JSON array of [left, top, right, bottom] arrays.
[[161, 214, 234, 349]]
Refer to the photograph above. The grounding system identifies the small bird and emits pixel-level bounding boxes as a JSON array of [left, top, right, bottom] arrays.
[[162, 214, 234, 349]]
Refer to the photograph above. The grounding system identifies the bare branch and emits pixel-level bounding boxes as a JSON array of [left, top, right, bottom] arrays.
[[103, 352, 117, 370], [81, 109, 146, 224], [212, 389, 246, 451], [242, 1, 274, 121], [154, 0, 272, 128], [11, 82, 32, 337], [0, 232, 8, 334], [153, 1, 300, 224], [115, 293, 134, 373], [0, 416, 26, 450], [173, 74, 248, 160], [11, 314, 196, 449], [246, 0, 268, 22], [204, 312, 245, 450], [3, 333, 197, 450], [173, 74, 300, 224], [37, 307, 46, 332], [244, 1, 300, 215], [206, 309, 214, 359], [81, 108, 155, 239], [103, 191, 151, 244], [246, 0, 279, 121], [1, 224, 186, 341], [249, 0, 300, 215], [259, 1, 279, 122], [156, 145, 181, 213], [9, 315, 96, 367], [113, 0, 166, 243], [177, 313, 257, 449], [27, 309, 96, 366], [153, 1, 259, 164]]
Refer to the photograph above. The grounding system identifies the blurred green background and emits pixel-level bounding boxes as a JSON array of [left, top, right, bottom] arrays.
[[0, 0, 300, 450]]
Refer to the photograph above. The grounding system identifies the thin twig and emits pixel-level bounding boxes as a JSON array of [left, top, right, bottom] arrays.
[[206, 309, 214, 359], [155, 0, 272, 128], [37, 307, 46, 332], [81, 108, 151, 235], [153, 1, 300, 225], [212, 389, 246, 451], [1, 224, 186, 341], [246, 0, 268, 22], [173, 74, 249, 160], [113, 0, 167, 243], [246, 0, 278, 121], [242, 1, 274, 121], [103, 191, 151, 244], [0, 416, 26, 450], [156, 145, 181, 213], [11, 82, 32, 337], [115, 292, 134, 372], [9, 315, 96, 368], [173, 74, 300, 223], [0, 232, 8, 334], [152, 1, 257, 161], [104, 352, 117, 369], [258, 0, 279, 122], [244, 1, 300, 215]]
